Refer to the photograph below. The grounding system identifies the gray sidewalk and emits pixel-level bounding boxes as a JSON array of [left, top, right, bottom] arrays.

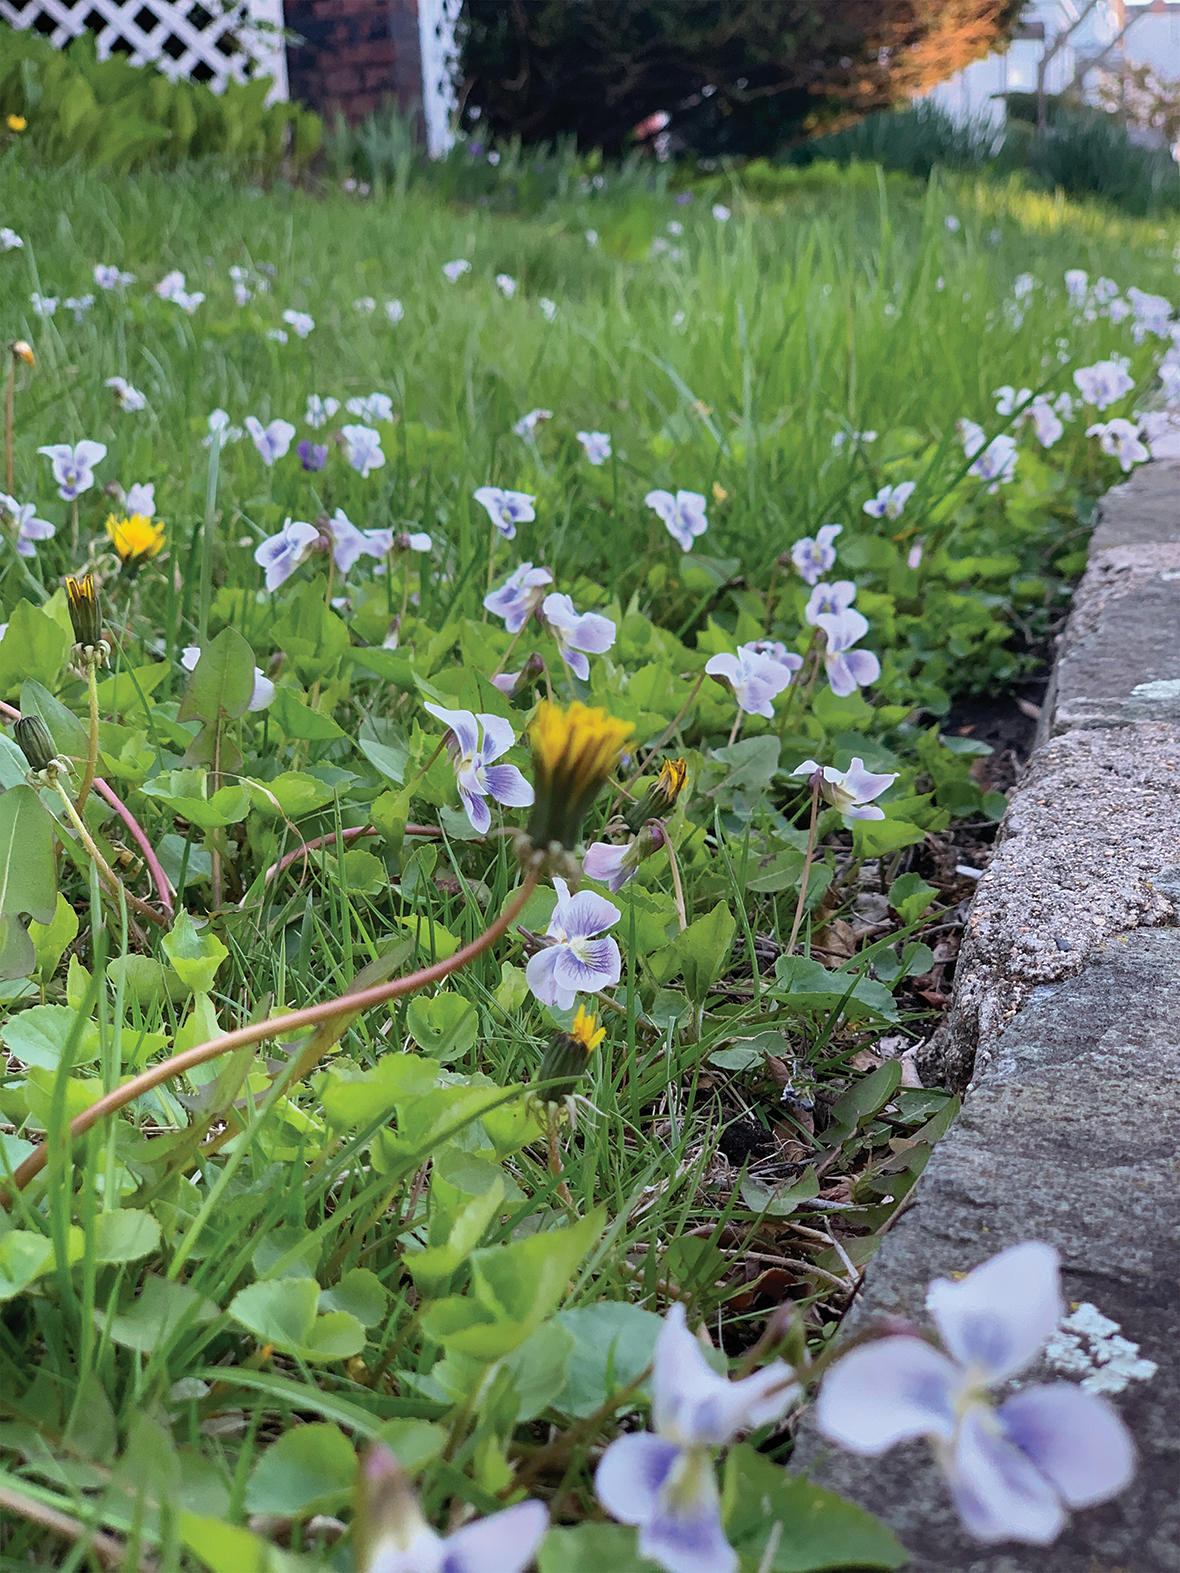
[[794, 462, 1180, 1571]]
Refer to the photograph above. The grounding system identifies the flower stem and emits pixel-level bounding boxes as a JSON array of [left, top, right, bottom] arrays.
[[4, 358, 13, 495], [786, 775, 822, 954], [630, 670, 704, 781], [545, 1110, 574, 1207], [50, 778, 164, 929], [73, 663, 100, 814], [6, 874, 538, 1198]]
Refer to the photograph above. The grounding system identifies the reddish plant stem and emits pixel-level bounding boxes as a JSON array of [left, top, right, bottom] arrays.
[[258, 822, 453, 892], [91, 778, 175, 918], [6, 875, 538, 1197]]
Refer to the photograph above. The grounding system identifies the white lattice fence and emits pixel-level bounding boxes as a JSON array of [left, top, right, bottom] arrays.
[[0, 0, 288, 99]]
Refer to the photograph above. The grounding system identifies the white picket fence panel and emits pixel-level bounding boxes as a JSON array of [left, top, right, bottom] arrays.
[[0, 0, 288, 100]]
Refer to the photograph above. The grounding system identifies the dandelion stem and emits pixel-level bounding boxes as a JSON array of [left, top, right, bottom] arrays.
[[74, 664, 100, 814], [6, 874, 538, 1198], [3, 357, 13, 495], [786, 774, 822, 954], [545, 1110, 574, 1207]]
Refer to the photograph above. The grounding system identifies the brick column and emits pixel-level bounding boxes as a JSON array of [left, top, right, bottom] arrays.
[[284, 0, 424, 125]]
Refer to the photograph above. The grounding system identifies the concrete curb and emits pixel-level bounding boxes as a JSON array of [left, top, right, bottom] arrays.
[[793, 462, 1180, 1569]]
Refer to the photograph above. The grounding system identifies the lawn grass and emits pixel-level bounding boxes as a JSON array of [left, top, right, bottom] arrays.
[[0, 145, 1175, 1569]]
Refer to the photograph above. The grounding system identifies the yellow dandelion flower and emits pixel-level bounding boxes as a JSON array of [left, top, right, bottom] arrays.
[[6, 115, 27, 134], [535, 1004, 607, 1106], [525, 700, 632, 859], [570, 1005, 606, 1054], [106, 512, 165, 568]]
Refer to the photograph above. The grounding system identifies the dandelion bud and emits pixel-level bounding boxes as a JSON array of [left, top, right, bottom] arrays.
[[66, 573, 107, 661], [624, 757, 687, 833], [523, 700, 632, 863], [10, 340, 34, 367], [14, 714, 58, 774], [535, 1005, 605, 1105]]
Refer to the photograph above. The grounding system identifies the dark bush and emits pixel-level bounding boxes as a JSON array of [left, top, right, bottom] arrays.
[[458, 0, 1025, 158]]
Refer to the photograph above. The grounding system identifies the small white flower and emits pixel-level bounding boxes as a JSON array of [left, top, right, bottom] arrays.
[[0, 228, 23, 251], [495, 272, 517, 297], [30, 293, 57, 319], [384, 298, 405, 324], [473, 486, 535, 540], [353, 296, 377, 314], [711, 203, 731, 222], [442, 258, 472, 282], [539, 297, 558, 321]]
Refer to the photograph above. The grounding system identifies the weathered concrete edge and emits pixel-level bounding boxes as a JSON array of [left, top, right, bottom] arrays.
[[791, 461, 1180, 1570], [941, 457, 1180, 1089]]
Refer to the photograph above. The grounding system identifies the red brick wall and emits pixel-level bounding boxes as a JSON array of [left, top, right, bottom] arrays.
[[284, 0, 424, 125]]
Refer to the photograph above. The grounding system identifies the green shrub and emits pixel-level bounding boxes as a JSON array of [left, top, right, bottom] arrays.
[[788, 102, 998, 179], [0, 23, 321, 174]]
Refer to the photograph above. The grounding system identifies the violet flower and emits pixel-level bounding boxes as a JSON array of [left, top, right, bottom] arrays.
[[791, 757, 896, 820], [245, 416, 296, 467], [540, 592, 616, 681], [525, 877, 621, 1010], [125, 482, 155, 517], [327, 508, 394, 572], [596, 1302, 799, 1573], [341, 424, 386, 477], [816, 1242, 1136, 1546], [862, 482, 915, 520], [423, 702, 534, 835], [1074, 358, 1134, 411], [1086, 418, 1149, 473], [813, 608, 880, 697], [357, 1445, 547, 1573], [346, 393, 395, 424], [804, 580, 857, 625], [297, 440, 328, 472], [790, 523, 842, 586], [644, 488, 708, 552], [576, 430, 612, 465], [305, 394, 339, 428], [254, 517, 320, 591], [474, 486, 535, 540], [0, 493, 54, 558], [483, 562, 553, 631], [38, 440, 106, 501], [513, 408, 552, 438], [704, 645, 796, 719]]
